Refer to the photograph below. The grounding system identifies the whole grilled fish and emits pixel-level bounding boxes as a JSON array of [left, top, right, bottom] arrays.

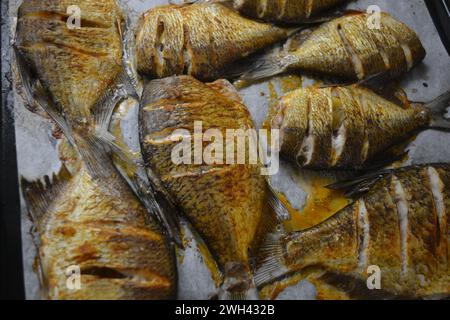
[[15, 0, 135, 177], [270, 85, 450, 169], [21, 164, 177, 300], [241, 12, 426, 81], [139, 75, 286, 299], [234, 0, 347, 23], [256, 164, 450, 299], [135, 2, 291, 81], [16, 0, 125, 121]]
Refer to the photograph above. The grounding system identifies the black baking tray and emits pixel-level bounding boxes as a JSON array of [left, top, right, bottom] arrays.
[[425, 0, 450, 55], [1, 0, 450, 300], [1, 0, 25, 300]]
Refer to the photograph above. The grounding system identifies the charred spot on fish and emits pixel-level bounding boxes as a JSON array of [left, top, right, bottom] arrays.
[[81, 266, 127, 279]]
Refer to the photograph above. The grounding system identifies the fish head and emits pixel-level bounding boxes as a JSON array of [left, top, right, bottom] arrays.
[[136, 6, 185, 78]]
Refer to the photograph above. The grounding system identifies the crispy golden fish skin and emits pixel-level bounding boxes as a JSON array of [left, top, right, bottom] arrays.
[[243, 12, 426, 81], [234, 0, 347, 23], [135, 2, 289, 81], [271, 85, 431, 169], [289, 12, 426, 79], [22, 165, 177, 300], [257, 164, 450, 299], [15, 0, 124, 122], [139, 76, 278, 298]]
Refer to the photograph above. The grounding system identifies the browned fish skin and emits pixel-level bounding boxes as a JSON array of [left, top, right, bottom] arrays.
[[135, 3, 289, 81], [139, 76, 276, 295], [289, 12, 425, 79], [267, 164, 450, 298], [15, 0, 124, 123], [245, 12, 426, 81], [22, 166, 177, 300], [235, 0, 347, 23], [271, 85, 431, 169]]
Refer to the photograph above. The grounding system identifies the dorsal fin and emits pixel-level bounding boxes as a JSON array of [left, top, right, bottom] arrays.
[[21, 165, 72, 233]]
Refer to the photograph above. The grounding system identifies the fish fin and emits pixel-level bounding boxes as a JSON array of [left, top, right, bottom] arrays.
[[14, 46, 76, 146], [267, 183, 291, 221], [253, 228, 291, 288], [364, 149, 410, 171], [67, 72, 138, 177], [131, 172, 183, 248], [426, 89, 450, 130], [219, 288, 259, 300], [92, 69, 138, 138], [207, 79, 243, 103], [326, 169, 393, 198], [355, 71, 393, 88], [237, 52, 291, 81], [299, 9, 348, 24], [234, 23, 305, 82], [108, 114, 183, 248], [20, 165, 72, 234]]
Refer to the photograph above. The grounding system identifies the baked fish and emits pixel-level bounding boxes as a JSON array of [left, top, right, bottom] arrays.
[[270, 85, 450, 169], [139, 75, 287, 299], [16, 0, 183, 257], [256, 164, 450, 299], [234, 0, 347, 23], [135, 2, 291, 81], [21, 164, 177, 300], [15, 0, 136, 177], [241, 12, 426, 81]]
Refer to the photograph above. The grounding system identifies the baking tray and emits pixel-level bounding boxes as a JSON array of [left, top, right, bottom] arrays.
[[2, 0, 450, 300]]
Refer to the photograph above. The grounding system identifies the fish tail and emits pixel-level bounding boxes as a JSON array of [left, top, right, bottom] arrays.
[[80, 69, 139, 174], [218, 263, 259, 300], [244, 185, 291, 289], [253, 228, 291, 288], [427, 89, 450, 130], [238, 52, 290, 81]]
